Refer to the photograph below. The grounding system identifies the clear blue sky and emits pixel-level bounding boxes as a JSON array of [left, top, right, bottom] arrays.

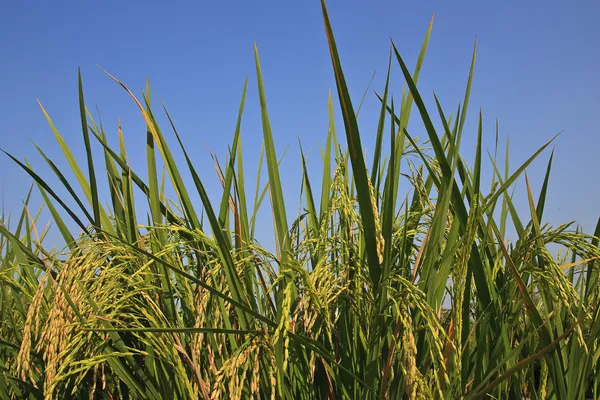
[[1, 1, 598, 247]]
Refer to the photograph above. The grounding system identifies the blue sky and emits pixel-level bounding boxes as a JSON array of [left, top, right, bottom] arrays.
[[1, 1, 598, 247]]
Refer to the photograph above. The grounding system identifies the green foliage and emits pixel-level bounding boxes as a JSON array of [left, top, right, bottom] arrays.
[[1, 2, 599, 399]]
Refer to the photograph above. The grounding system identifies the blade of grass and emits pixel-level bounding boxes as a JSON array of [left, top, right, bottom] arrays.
[[78, 69, 101, 232], [321, 0, 382, 288]]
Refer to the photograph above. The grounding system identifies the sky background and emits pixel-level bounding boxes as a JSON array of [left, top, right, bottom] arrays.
[[1, 1, 599, 248]]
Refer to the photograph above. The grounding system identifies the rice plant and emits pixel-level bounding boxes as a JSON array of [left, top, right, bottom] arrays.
[[1, 1, 599, 399]]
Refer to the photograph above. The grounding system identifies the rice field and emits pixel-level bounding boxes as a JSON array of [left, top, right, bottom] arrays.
[[1, 1, 599, 399]]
